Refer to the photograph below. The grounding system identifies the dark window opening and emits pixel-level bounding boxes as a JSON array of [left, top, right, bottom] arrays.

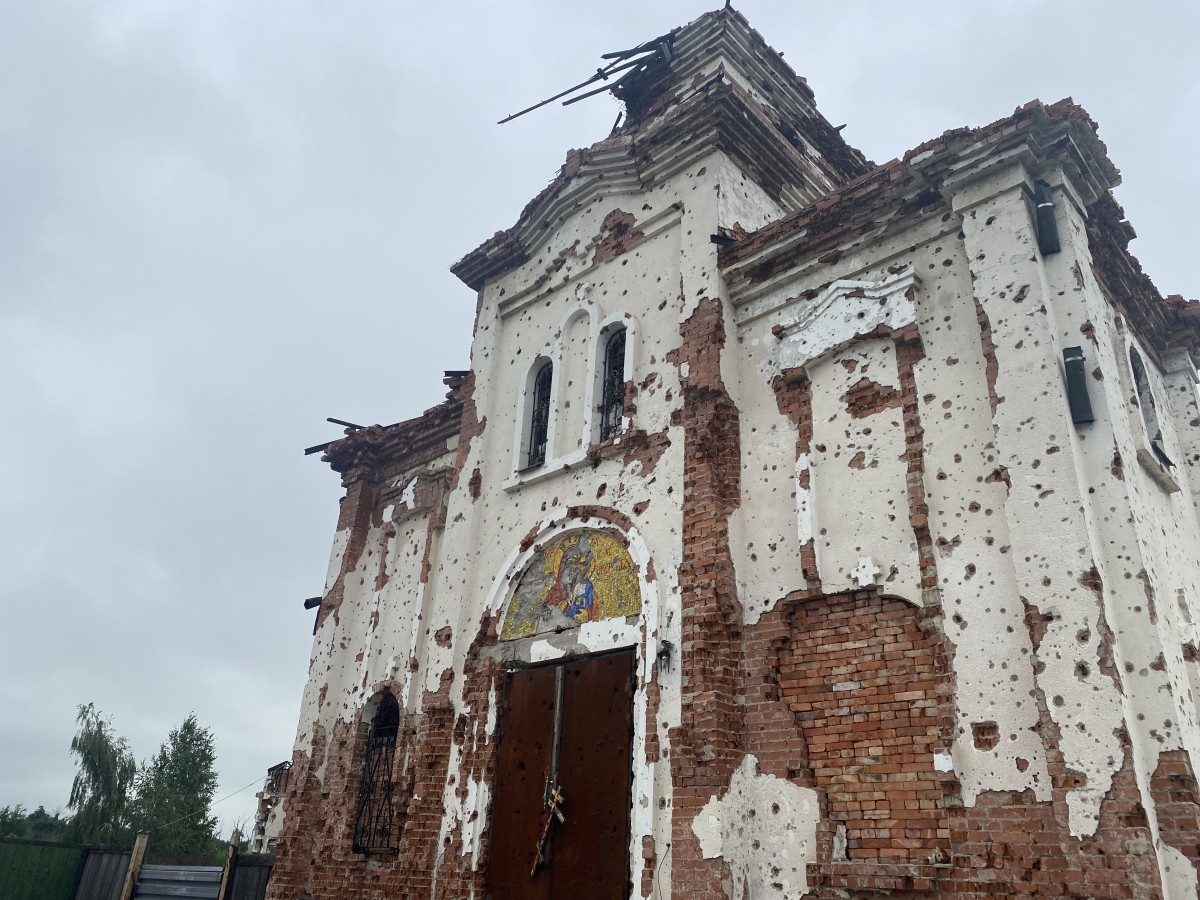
[[1130, 347, 1172, 468], [599, 329, 626, 443], [526, 362, 553, 469], [353, 693, 400, 852]]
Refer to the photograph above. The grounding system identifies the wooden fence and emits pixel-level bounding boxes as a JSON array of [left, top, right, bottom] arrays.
[[0, 838, 86, 900], [0, 835, 272, 900]]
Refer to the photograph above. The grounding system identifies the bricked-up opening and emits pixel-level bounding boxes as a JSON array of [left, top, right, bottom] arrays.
[[779, 594, 953, 862], [353, 692, 401, 852], [598, 326, 626, 443]]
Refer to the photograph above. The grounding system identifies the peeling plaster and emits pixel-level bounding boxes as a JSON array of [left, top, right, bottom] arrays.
[[692, 755, 819, 900], [1158, 843, 1199, 899], [765, 270, 917, 380], [323, 528, 349, 594]]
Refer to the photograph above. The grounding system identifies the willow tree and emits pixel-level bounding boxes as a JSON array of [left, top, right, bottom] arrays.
[[65, 704, 136, 844]]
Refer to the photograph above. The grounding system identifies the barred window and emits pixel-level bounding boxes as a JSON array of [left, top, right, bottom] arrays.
[[526, 361, 553, 469], [353, 693, 400, 852], [598, 328, 626, 442]]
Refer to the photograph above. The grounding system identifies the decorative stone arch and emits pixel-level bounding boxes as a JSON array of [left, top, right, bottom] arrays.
[[353, 686, 408, 853], [480, 508, 665, 894], [485, 509, 660, 654], [551, 305, 595, 459]]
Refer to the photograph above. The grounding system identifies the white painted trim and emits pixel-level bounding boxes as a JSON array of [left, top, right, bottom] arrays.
[[513, 355, 554, 473], [481, 509, 663, 897], [589, 315, 639, 445]]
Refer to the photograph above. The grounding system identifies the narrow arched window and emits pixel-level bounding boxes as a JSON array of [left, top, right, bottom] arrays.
[[526, 362, 553, 468], [1130, 347, 1172, 467], [353, 693, 400, 852], [599, 328, 626, 442]]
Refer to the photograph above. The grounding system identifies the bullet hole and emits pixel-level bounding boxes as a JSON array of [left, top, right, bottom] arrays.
[[972, 721, 1000, 750]]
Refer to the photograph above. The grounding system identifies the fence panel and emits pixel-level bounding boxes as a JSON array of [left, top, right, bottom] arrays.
[[0, 838, 85, 900], [73, 848, 132, 900], [226, 853, 273, 900], [133, 864, 221, 900]]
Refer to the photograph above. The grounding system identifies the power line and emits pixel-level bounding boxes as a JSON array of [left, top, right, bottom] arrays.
[[154, 775, 266, 831]]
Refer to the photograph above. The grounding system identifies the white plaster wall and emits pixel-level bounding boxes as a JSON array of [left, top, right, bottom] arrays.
[[417, 151, 743, 891], [1035, 174, 1200, 895], [555, 308, 592, 458], [285, 130, 1200, 900], [731, 221, 1052, 805], [955, 169, 1126, 836], [808, 337, 921, 600], [692, 754, 820, 900]]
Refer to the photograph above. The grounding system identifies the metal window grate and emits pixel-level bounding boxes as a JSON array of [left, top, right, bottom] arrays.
[[352, 695, 400, 852], [599, 329, 626, 442], [527, 363, 553, 468]]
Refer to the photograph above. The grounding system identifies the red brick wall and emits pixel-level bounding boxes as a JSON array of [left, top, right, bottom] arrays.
[[1151, 749, 1200, 879], [667, 295, 748, 900], [780, 593, 954, 863]]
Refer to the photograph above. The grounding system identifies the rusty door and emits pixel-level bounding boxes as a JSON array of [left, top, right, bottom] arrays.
[[485, 649, 635, 900]]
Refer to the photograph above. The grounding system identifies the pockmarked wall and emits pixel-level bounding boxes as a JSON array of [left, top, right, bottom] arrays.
[[267, 9, 1200, 900]]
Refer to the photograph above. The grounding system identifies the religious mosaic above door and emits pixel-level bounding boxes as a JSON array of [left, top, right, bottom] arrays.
[[500, 530, 641, 641]]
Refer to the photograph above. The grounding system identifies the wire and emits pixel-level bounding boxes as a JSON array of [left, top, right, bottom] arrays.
[[154, 775, 266, 831]]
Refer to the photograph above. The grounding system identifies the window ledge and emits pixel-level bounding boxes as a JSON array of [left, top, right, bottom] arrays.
[[1136, 446, 1181, 494], [504, 432, 630, 492]]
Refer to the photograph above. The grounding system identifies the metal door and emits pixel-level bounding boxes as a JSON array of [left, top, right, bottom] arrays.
[[485, 649, 635, 900]]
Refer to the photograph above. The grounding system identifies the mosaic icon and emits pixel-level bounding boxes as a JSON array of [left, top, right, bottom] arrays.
[[500, 530, 640, 640]]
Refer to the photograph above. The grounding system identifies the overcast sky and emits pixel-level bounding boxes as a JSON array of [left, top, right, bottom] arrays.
[[2, 0, 1197, 838]]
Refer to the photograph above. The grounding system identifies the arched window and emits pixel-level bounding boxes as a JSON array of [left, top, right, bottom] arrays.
[[598, 327, 626, 442], [1130, 347, 1172, 467], [353, 693, 400, 852], [525, 361, 553, 469]]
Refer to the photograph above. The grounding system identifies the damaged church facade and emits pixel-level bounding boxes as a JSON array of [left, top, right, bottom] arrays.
[[268, 10, 1200, 900]]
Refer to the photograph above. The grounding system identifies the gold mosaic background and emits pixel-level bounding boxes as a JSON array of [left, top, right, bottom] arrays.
[[500, 529, 641, 641]]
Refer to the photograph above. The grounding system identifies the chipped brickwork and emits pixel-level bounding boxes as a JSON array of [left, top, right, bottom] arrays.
[[271, 8, 1200, 900], [668, 296, 746, 900], [1152, 751, 1200, 877]]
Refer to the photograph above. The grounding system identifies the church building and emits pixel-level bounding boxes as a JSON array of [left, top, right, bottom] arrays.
[[267, 9, 1200, 898]]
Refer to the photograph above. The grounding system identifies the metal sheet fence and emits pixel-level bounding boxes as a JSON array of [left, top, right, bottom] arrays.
[[0, 838, 272, 900], [136, 864, 224, 900], [132, 864, 222, 900], [73, 849, 131, 900], [0, 838, 86, 900]]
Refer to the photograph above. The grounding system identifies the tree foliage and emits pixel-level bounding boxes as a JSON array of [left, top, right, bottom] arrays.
[[129, 714, 220, 858], [0, 805, 70, 841], [65, 704, 136, 844], [0, 805, 29, 839]]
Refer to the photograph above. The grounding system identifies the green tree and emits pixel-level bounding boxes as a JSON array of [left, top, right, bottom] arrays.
[[130, 714, 220, 858], [0, 804, 31, 839], [28, 806, 69, 841], [65, 704, 136, 844]]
